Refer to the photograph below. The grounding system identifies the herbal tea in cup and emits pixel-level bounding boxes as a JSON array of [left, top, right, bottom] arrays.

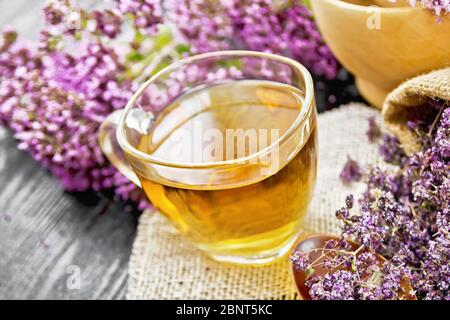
[[99, 51, 318, 265]]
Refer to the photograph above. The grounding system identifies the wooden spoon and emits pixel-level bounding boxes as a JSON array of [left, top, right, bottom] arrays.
[[290, 234, 416, 300]]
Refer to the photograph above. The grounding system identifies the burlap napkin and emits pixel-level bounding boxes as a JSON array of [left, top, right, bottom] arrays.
[[382, 68, 450, 155], [126, 104, 384, 300]]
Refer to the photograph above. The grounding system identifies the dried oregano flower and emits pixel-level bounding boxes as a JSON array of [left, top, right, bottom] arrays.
[[293, 104, 449, 300]]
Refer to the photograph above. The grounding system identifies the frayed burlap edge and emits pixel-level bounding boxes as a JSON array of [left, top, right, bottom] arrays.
[[382, 68, 450, 155]]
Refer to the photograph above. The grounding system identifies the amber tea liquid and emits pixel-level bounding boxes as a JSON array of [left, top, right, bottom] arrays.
[[134, 80, 317, 264]]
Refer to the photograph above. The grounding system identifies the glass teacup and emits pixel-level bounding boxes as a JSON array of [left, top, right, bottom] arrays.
[[99, 51, 318, 265]]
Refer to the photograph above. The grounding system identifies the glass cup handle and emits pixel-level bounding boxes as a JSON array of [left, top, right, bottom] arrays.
[[98, 109, 142, 188]]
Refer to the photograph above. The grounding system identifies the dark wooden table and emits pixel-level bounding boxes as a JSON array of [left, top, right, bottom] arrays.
[[0, 0, 138, 300], [0, 0, 364, 300]]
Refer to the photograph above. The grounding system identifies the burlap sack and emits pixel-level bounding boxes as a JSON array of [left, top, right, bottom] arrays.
[[382, 68, 450, 155], [127, 104, 385, 300]]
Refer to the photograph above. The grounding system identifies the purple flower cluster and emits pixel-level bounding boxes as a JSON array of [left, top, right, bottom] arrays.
[[367, 116, 381, 142], [407, 0, 450, 16], [340, 157, 363, 183], [293, 103, 449, 300], [307, 270, 357, 300], [293, 237, 414, 300], [164, 0, 234, 53], [165, 0, 339, 79], [378, 134, 405, 165], [115, 0, 163, 35], [0, 1, 150, 209], [92, 9, 122, 39]]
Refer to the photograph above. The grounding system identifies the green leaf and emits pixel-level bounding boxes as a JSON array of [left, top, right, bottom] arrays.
[[299, 0, 312, 10], [351, 257, 357, 271], [217, 59, 242, 70], [74, 31, 83, 41], [134, 30, 145, 44], [175, 43, 191, 55], [48, 35, 63, 50], [305, 266, 315, 277], [127, 51, 145, 63], [150, 59, 172, 76], [155, 25, 173, 50]]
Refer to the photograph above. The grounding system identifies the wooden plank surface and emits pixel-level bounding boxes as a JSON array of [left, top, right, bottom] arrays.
[[0, 0, 137, 300]]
